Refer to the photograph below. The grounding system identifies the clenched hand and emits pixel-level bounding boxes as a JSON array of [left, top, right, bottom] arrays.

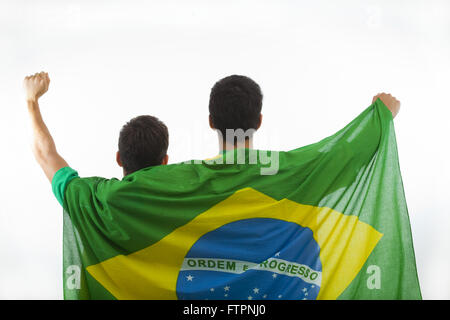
[[372, 92, 400, 118], [23, 72, 50, 103]]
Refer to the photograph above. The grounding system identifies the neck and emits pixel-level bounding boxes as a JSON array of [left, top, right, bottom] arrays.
[[218, 136, 253, 153]]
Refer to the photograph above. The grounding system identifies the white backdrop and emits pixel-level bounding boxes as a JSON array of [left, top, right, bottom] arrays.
[[0, 0, 449, 299]]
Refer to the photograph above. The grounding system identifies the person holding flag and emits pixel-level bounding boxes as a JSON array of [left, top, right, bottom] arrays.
[[24, 71, 421, 300]]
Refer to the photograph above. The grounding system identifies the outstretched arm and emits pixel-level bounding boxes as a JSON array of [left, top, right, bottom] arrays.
[[24, 72, 69, 182]]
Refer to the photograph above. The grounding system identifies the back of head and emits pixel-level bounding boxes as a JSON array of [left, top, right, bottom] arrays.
[[118, 115, 169, 175], [209, 75, 263, 139]]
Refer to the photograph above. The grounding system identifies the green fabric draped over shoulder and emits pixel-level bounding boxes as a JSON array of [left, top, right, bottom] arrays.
[[54, 98, 421, 300]]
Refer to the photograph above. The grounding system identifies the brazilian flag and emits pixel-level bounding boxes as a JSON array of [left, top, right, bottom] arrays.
[[55, 98, 421, 300]]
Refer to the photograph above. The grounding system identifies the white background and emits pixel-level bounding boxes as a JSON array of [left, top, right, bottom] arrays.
[[0, 0, 449, 299]]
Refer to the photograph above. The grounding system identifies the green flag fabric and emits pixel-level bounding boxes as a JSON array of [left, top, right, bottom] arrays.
[[56, 98, 421, 300]]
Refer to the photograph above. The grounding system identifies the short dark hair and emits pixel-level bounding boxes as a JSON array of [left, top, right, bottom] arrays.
[[118, 115, 169, 175], [209, 75, 263, 138]]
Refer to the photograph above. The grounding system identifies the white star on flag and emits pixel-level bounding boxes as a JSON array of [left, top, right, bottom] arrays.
[[186, 275, 194, 281], [278, 294, 283, 299], [302, 288, 307, 292], [224, 286, 230, 291], [210, 288, 215, 292], [275, 252, 280, 257], [272, 273, 277, 279], [248, 296, 253, 300], [263, 294, 267, 298], [253, 288, 260, 294]]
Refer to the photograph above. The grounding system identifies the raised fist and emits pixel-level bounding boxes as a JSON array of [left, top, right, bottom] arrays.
[[23, 72, 50, 102]]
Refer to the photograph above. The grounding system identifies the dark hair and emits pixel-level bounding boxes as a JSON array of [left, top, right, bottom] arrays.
[[118, 115, 168, 175], [209, 75, 263, 138]]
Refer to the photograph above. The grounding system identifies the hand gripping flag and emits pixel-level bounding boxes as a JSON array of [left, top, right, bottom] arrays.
[[59, 98, 421, 299]]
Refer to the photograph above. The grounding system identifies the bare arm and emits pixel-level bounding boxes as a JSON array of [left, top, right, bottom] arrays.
[[372, 92, 401, 118], [24, 72, 69, 182]]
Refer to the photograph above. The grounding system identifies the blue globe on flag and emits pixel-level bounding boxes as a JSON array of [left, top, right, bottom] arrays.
[[176, 218, 322, 300]]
